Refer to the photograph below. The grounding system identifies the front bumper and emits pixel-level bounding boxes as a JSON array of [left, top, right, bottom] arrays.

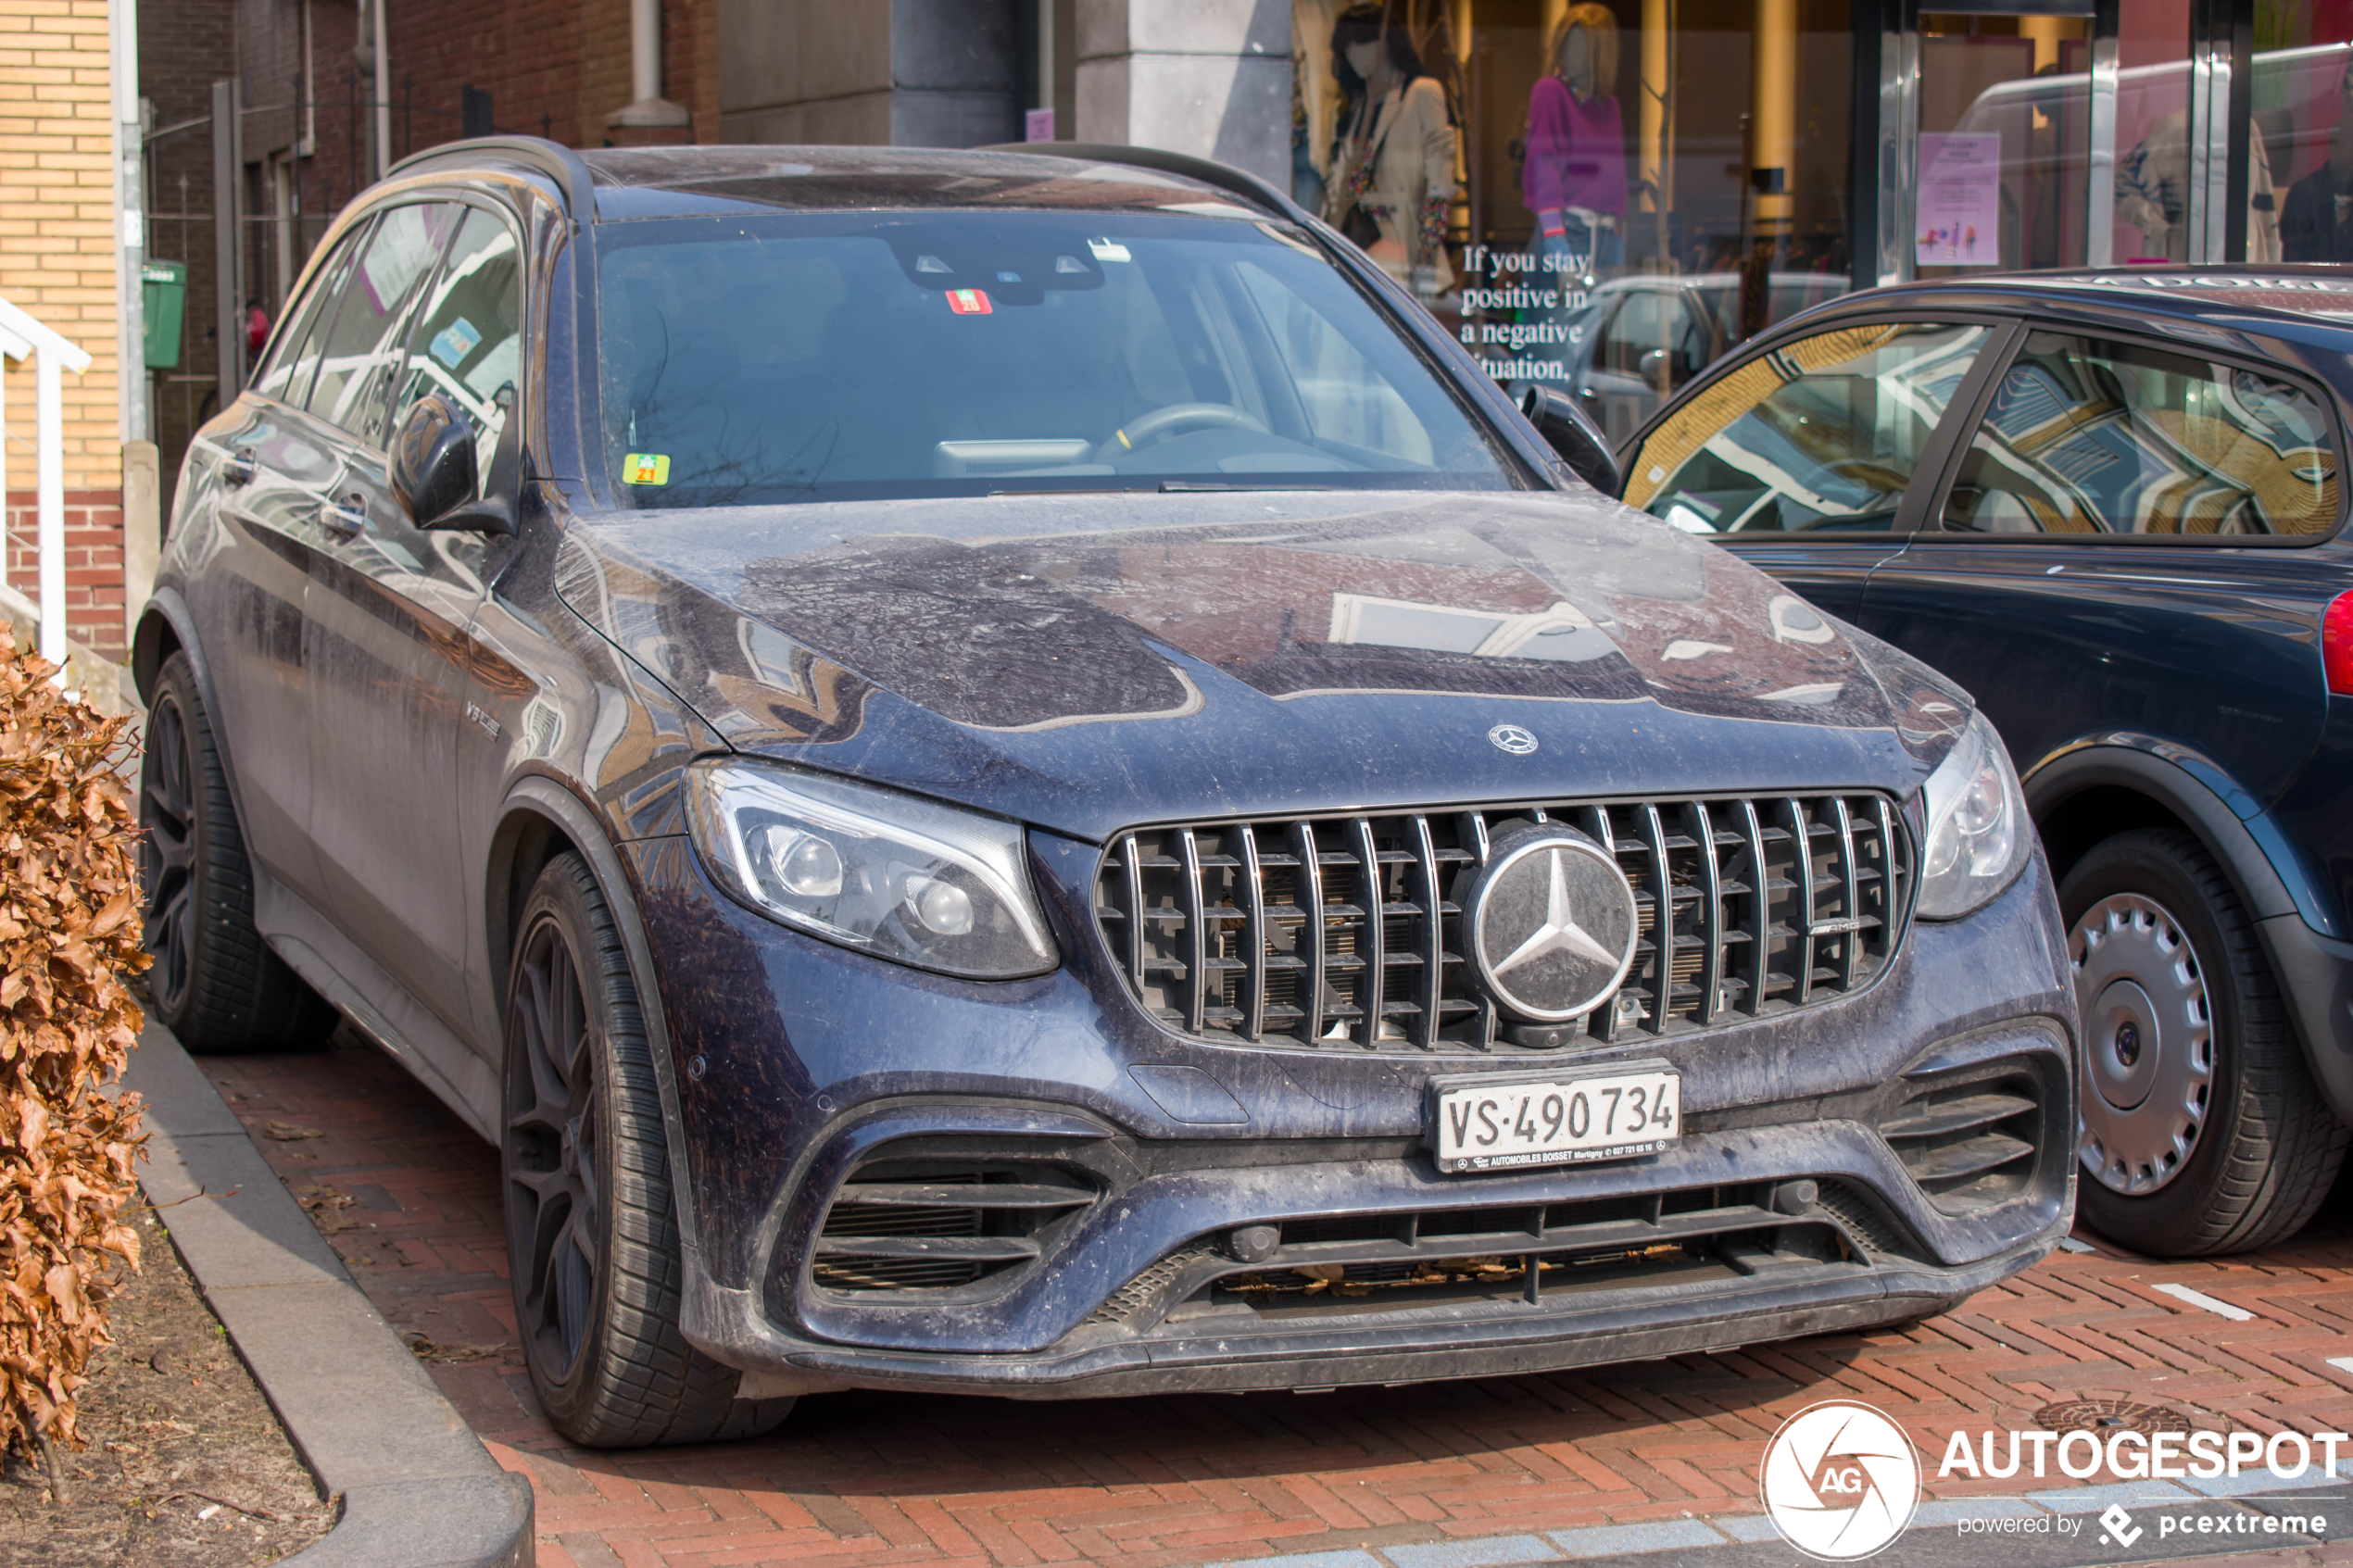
[[624, 829, 2079, 1396]]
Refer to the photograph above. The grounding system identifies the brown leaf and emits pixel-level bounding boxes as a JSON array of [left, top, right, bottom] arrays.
[[260, 1123, 323, 1142]]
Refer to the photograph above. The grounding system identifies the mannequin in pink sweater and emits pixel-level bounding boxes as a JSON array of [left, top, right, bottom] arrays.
[[1524, 4, 1628, 278]]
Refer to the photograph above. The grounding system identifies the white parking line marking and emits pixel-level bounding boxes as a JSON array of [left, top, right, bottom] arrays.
[[2153, 1282, 2254, 1321], [2325, 1357, 2353, 1375]]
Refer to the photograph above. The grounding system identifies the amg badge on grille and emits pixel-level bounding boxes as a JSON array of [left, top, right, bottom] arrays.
[[1462, 822, 1640, 1022]]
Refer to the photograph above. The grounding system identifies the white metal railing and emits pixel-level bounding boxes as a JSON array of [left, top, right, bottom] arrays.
[[0, 295, 93, 669]]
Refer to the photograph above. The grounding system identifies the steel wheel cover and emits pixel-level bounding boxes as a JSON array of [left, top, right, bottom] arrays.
[[2071, 892, 2212, 1196], [138, 693, 197, 1012], [504, 915, 601, 1382]]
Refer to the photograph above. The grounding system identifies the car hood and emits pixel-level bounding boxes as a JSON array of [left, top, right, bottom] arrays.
[[555, 489, 1969, 842]]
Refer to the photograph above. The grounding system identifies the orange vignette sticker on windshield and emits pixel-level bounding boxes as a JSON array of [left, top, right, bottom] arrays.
[[946, 288, 992, 315], [622, 453, 671, 485]]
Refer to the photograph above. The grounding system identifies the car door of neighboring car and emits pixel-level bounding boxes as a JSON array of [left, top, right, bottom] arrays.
[[1617, 315, 2011, 623], [292, 198, 497, 1035], [174, 220, 372, 904], [1855, 323, 2345, 799]]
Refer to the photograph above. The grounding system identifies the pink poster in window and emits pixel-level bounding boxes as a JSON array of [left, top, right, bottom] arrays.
[[1916, 134, 2003, 267]]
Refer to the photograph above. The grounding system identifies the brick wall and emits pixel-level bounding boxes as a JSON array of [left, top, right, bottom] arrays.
[[143, 0, 234, 528], [5, 487, 121, 653], [383, 0, 720, 157], [0, 0, 125, 659]]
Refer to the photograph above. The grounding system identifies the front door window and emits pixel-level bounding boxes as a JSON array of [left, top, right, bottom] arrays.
[[1624, 320, 1992, 535]]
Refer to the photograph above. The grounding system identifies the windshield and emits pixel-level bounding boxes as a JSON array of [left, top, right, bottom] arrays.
[[592, 212, 1515, 507]]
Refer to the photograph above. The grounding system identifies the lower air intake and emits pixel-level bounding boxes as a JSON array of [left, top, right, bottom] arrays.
[[810, 1166, 1095, 1293]]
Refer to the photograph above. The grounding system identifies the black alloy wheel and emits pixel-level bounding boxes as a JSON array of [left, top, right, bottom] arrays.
[[2062, 828, 2346, 1256], [501, 852, 794, 1448], [137, 653, 333, 1053]]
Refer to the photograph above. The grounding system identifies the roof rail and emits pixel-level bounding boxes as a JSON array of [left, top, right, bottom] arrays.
[[975, 142, 1314, 226], [385, 135, 597, 218]]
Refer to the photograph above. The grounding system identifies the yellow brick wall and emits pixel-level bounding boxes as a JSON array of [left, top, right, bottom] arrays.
[[0, 0, 120, 498]]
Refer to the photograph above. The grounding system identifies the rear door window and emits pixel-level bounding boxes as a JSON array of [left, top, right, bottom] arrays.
[[304, 202, 459, 445], [1940, 332, 2341, 537], [252, 224, 367, 407], [1626, 320, 1993, 533]]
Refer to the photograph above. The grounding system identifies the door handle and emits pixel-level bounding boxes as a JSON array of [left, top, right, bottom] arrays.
[[219, 447, 257, 487], [318, 494, 369, 537]]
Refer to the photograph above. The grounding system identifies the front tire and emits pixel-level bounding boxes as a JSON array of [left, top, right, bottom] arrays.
[[2063, 828, 2346, 1255], [137, 651, 333, 1053], [501, 852, 793, 1447]]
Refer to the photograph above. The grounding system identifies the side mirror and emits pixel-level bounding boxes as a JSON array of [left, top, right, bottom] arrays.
[[391, 395, 513, 535], [1518, 384, 1623, 496]]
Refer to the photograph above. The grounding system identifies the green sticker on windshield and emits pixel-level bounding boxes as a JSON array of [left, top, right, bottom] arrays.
[[622, 453, 670, 485]]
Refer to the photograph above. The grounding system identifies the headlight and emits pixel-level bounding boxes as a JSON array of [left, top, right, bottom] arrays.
[[684, 761, 1057, 979], [1914, 710, 2029, 920]]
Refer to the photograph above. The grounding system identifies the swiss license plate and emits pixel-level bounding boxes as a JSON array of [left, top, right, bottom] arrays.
[[1428, 1063, 1680, 1174]]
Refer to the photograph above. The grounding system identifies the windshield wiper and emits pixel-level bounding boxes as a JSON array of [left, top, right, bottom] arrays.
[[1155, 480, 1343, 494]]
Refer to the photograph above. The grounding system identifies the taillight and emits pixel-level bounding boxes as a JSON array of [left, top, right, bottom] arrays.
[[2331, 592, 2353, 696]]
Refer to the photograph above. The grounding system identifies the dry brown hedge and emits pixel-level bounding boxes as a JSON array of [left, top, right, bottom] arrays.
[[0, 630, 146, 1461]]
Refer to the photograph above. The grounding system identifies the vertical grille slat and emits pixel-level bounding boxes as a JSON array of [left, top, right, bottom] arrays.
[[1237, 824, 1267, 1041], [1687, 800, 1725, 1026], [1350, 819, 1387, 1046], [1178, 828, 1209, 1033], [1737, 799, 1770, 1016], [1639, 804, 1674, 1037], [1291, 820, 1328, 1044], [1117, 833, 1146, 994], [1831, 797, 1863, 991], [1410, 815, 1444, 1051], [1784, 798, 1818, 1007], [1100, 793, 1910, 1054]]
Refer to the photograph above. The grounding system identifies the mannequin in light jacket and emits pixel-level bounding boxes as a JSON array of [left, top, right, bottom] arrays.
[[1325, 5, 1457, 295]]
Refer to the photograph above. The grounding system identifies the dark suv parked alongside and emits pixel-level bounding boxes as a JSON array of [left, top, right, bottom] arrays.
[[1616, 270, 2353, 1257], [139, 138, 2075, 1449]]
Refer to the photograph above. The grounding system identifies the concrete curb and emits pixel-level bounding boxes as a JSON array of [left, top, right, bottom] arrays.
[[123, 1020, 535, 1568]]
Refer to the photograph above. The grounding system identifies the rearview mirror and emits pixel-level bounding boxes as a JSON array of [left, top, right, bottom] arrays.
[[1518, 385, 1623, 496], [392, 395, 513, 535]]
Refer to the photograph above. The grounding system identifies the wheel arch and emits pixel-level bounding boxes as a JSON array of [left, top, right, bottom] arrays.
[[488, 776, 703, 1258], [2025, 742, 2300, 926], [132, 590, 258, 864]]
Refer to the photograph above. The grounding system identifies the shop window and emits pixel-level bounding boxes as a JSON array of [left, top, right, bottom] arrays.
[[1942, 333, 2339, 537], [1293, 0, 1854, 389], [1624, 320, 1991, 534], [2258, 4, 2353, 263]]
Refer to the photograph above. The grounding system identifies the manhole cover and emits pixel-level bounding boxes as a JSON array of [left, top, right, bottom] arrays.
[[2034, 1399, 2196, 1434]]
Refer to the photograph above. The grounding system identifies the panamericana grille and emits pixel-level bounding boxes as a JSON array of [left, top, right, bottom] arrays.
[[1095, 796, 1911, 1053]]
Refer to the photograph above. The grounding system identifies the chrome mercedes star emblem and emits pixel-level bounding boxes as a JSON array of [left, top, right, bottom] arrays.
[[1493, 849, 1629, 980], [1488, 723, 1538, 755], [1464, 824, 1639, 1022]]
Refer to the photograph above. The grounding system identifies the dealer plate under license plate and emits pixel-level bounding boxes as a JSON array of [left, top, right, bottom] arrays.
[[1428, 1063, 1680, 1174]]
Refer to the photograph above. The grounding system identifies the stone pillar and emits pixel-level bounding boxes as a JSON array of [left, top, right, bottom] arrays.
[[1076, 0, 1290, 188]]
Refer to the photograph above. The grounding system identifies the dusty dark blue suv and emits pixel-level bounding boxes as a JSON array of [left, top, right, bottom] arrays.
[[1620, 270, 2353, 1258], [137, 137, 2076, 1449]]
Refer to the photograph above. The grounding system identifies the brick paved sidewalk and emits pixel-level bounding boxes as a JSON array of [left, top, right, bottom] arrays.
[[190, 1028, 2353, 1568]]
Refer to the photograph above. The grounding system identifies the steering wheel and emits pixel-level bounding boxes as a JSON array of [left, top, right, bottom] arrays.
[[1094, 403, 1267, 463]]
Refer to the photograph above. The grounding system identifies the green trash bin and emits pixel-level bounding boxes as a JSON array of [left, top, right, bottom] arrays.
[[142, 259, 185, 370]]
